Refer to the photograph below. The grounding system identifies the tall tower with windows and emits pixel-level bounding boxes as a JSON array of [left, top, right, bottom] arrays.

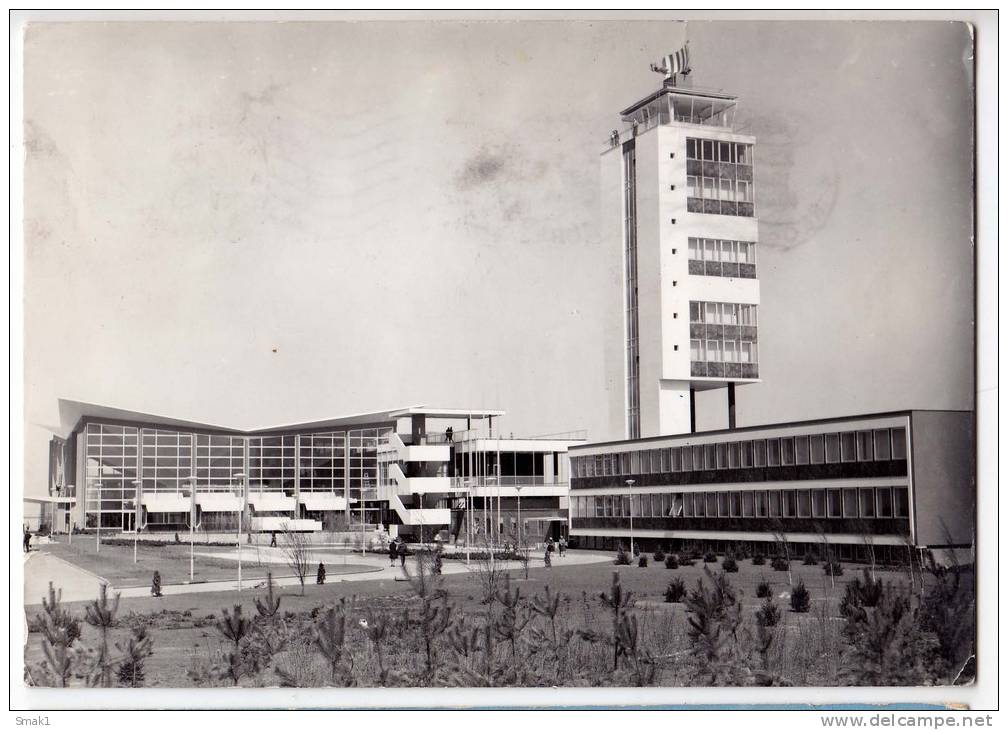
[[601, 60, 760, 439]]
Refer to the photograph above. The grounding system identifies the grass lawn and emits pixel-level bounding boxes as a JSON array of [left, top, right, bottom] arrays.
[[25, 549, 930, 688], [40, 539, 373, 588]]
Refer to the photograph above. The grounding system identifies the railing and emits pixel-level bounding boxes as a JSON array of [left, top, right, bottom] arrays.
[[525, 429, 588, 441], [452, 478, 569, 489]]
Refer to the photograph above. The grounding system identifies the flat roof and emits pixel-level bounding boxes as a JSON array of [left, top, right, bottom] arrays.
[[56, 399, 506, 439], [569, 409, 972, 451], [387, 407, 506, 419], [619, 85, 738, 117]]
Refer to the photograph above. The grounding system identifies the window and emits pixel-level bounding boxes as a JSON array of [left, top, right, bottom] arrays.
[[718, 492, 730, 517], [660, 448, 670, 472], [695, 493, 706, 517], [681, 446, 693, 471], [843, 488, 859, 518], [768, 490, 782, 517], [755, 490, 767, 517], [840, 432, 857, 462], [827, 489, 842, 518], [874, 429, 892, 460], [860, 488, 876, 518], [780, 437, 795, 465], [683, 492, 693, 517], [706, 493, 718, 517], [810, 434, 825, 464], [825, 434, 840, 463], [740, 440, 753, 468], [690, 339, 702, 361], [793, 490, 807, 517], [621, 452, 631, 474], [778, 490, 794, 520], [705, 444, 717, 470], [730, 492, 742, 517], [728, 441, 740, 468], [693, 445, 704, 471], [686, 139, 697, 159], [877, 488, 894, 518], [716, 442, 728, 469], [856, 431, 873, 461], [894, 487, 910, 518], [767, 438, 781, 467], [795, 436, 810, 465], [670, 447, 682, 471], [891, 428, 907, 459], [742, 491, 755, 517], [811, 489, 826, 517], [753, 439, 767, 467]]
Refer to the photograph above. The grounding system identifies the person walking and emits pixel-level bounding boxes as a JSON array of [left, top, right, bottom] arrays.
[[445, 426, 454, 443], [23, 527, 31, 553], [544, 545, 552, 568], [398, 538, 408, 568], [316, 562, 326, 585], [388, 537, 399, 568], [270, 532, 277, 548], [151, 571, 163, 597], [559, 536, 567, 558]]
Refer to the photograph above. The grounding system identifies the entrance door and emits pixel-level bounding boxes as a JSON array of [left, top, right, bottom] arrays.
[[123, 512, 135, 533]]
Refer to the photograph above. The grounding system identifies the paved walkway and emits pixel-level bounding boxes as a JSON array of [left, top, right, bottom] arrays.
[[25, 546, 612, 602], [24, 551, 110, 605]]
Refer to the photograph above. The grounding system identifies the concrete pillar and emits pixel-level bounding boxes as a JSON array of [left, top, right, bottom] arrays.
[[728, 382, 737, 430], [689, 387, 696, 433]]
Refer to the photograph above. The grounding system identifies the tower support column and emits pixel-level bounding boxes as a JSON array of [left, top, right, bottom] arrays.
[[728, 383, 737, 430], [689, 387, 696, 433]]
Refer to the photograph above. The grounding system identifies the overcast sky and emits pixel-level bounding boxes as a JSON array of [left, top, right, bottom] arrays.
[[22, 20, 974, 496]]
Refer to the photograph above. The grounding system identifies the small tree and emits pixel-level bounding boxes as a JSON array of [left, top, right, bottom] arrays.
[[664, 577, 687, 603], [310, 599, 353, 686], [721, 553, 739, 573], [756, 577, 772, 599], [637, 555, 649, 567], [34, 582, 81, 687], [755, 596, 781, 628], [115, 625, 153, 688], [769, 520, 793, 585], [665, 554, 679, 569], [789, 579, 811, 613], [254, 571, 283, 618], [281, 523, 311, 596], [82, 583, 120, 688]]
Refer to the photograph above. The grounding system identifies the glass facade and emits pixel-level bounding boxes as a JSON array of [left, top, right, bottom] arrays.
[[685, 137, 755, 217], [689, 300, 759, 379], [570, 427, 909, 480], [85, 423, 139, 530], [248, 435, 296, 492], [687, 237, 757, 279], [623, 140, 641, 439], [298, 431, 346, 494], [571, 486, 910, 521], [77, 419, 393, 531]]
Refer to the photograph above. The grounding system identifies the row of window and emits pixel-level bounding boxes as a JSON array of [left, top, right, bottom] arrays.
[[691, 339, 758, 365], [570, 427, 908, 479], [690, 301, 758, 326], [686, 138, 752, 165], [688, 237, 756, 264], [571, 485, 910, 521]]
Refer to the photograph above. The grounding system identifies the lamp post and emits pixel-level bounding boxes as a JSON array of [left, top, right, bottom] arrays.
[[232, 472, 245, 592], [515, 484, 523, 557], [95, 481, 102, 554], [626, 479, 636, 556], [130, 479, 142, 564], [361, 475, 369, 557]]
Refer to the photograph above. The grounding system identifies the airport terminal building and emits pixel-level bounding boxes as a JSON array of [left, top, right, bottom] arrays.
[[574, 64, 976, 557], [46, 399, 583, 544], [567, 410, 974, 558]]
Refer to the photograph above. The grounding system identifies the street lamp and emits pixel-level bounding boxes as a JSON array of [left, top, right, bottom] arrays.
[[130, 479, 143, 564], [232, 472, 245, 592], [95, 481, 103, 554], [626, 479, 636, 556]]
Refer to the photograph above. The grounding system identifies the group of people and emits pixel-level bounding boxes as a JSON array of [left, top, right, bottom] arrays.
[[388, 536, 408, 567], [543, 536, 568, 567]]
